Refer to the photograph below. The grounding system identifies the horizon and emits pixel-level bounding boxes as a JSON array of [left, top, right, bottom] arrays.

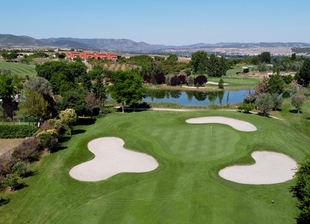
[[1, 0, 310, 45], [3, 33, 310, 47]]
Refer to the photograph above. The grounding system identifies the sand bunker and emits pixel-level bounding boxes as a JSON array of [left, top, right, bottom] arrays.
[[69, 137, 158, 182], [219, 151, 297, 185], [186, 116, 257, 132]]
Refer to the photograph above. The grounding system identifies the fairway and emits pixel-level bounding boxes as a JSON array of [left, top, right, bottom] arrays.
[[0, 111, 309, 224], [207, 77, 258, 87], [0, 61, 37, 77]]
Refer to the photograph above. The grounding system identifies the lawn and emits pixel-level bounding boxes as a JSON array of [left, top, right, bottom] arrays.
[[0, 61, 37, 77], [207, 76, 258, 87], [0, 110, 309, 224]]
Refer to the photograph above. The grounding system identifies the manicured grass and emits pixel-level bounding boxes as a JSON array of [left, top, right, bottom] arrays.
[[207, 77, 258, 87], [1, 110, 309, 223], [0, 61, 37, 77]]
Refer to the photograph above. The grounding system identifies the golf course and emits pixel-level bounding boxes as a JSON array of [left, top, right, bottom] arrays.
[[0, 110, 308, 224]]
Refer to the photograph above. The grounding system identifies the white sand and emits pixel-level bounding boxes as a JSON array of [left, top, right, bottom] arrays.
[[219, 151, 298, 185], [69, 137, 158, 182], [207, 81, 228, 85], [186, 116, 257, 132]]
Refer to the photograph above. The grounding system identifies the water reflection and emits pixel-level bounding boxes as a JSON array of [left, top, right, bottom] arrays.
[[144, 89, 253, 106]]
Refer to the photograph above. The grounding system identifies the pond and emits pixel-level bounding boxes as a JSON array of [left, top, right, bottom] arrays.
[[143, 89, 254, 106]]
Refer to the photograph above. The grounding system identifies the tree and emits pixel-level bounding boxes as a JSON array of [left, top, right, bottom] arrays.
[[57, 89, 87, 115], [206, 55, 228, 77], [255, 93, 273, 116], [291, 158, 310, 224], [109, 71, 146, 112], [1, 51, 18, 61], [291, 94, 305, 113], [190, 51, 208, 73], [258, 52, 271, 64], [85, 92, 98, 116], [50, 73, 76, 95], [0, 74, 15, 119], [36, 61, 67, 81], [66, 61, 87, 82], [24, 77, 56, 115], [296, 59, 310, 87], [24, 77, 53, 97], [255, 77, 270, 95], [93, 76, 107, 107], [268, 73, 284, 94], [19, 89, 48, 123]]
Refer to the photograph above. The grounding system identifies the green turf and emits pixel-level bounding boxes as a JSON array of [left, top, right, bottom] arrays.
[[0, 110, 309, 224], [207, 77, 258, 87], [0, 61, 37, 77]]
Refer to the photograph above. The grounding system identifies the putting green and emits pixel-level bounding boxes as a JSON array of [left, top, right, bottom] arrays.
[[0, 111, 309, 224]]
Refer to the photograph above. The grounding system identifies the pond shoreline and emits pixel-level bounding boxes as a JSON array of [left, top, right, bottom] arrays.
[[146, 84, 256, 92]]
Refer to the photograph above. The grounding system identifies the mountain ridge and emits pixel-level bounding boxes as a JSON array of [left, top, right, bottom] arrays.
[[1, 34, 310, 53]]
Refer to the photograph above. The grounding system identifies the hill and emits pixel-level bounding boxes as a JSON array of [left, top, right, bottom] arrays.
[[1, 34, 310, 55]]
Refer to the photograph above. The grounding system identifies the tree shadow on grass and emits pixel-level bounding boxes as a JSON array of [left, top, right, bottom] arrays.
[[58, 136, 71, 143], [0, 198, 10, 206], [76, 118, 96, 125], [289, 109, 302, 114], [21, 170, 37, 178], [257, 112, 272, 118], [71, 129, 86, 135], [50, 145, 67, 153], [13, 182, 28, 191]]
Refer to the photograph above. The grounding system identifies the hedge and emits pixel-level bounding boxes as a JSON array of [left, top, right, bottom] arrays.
[[0, 125, 37, 138]]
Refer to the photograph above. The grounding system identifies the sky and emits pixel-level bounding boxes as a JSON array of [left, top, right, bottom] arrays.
[[1, 0, 310, 45]]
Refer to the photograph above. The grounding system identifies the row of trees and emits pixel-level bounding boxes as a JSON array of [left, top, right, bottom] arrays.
[[190, 51, 229, 76]]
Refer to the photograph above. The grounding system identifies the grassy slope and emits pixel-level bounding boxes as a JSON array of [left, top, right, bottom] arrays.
[[0, 61, 37, 77], [1, 110, 309, 224]]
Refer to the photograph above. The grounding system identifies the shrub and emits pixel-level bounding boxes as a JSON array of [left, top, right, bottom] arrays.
[[1, 174, 22, 191], [291, 94, 306, 113], [12, 161, 27, 177], [36, 129, 58, 150], [244, 94, 257, 104], [194, 75, 207, 86], [256, 93, 274, 116], [270, 94, 283, 111], [154, 73, 165, 84], [186, 75, 195, 86], [59, 109, 77, 126], [282, 75, 293, 85], [238, 103, 254, 113], [0, 158, 15, 178], [100, 106, 117, 115], [0, 125, 37, 138], [12, 137, 43, 162], [218, 78, 224, 89], [170, 76, 180, 86], [143, 75, 151, 83], [178, 74, 187, 84]]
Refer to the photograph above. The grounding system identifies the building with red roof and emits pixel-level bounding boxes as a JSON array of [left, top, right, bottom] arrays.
[[66, 52, 118, 61]]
